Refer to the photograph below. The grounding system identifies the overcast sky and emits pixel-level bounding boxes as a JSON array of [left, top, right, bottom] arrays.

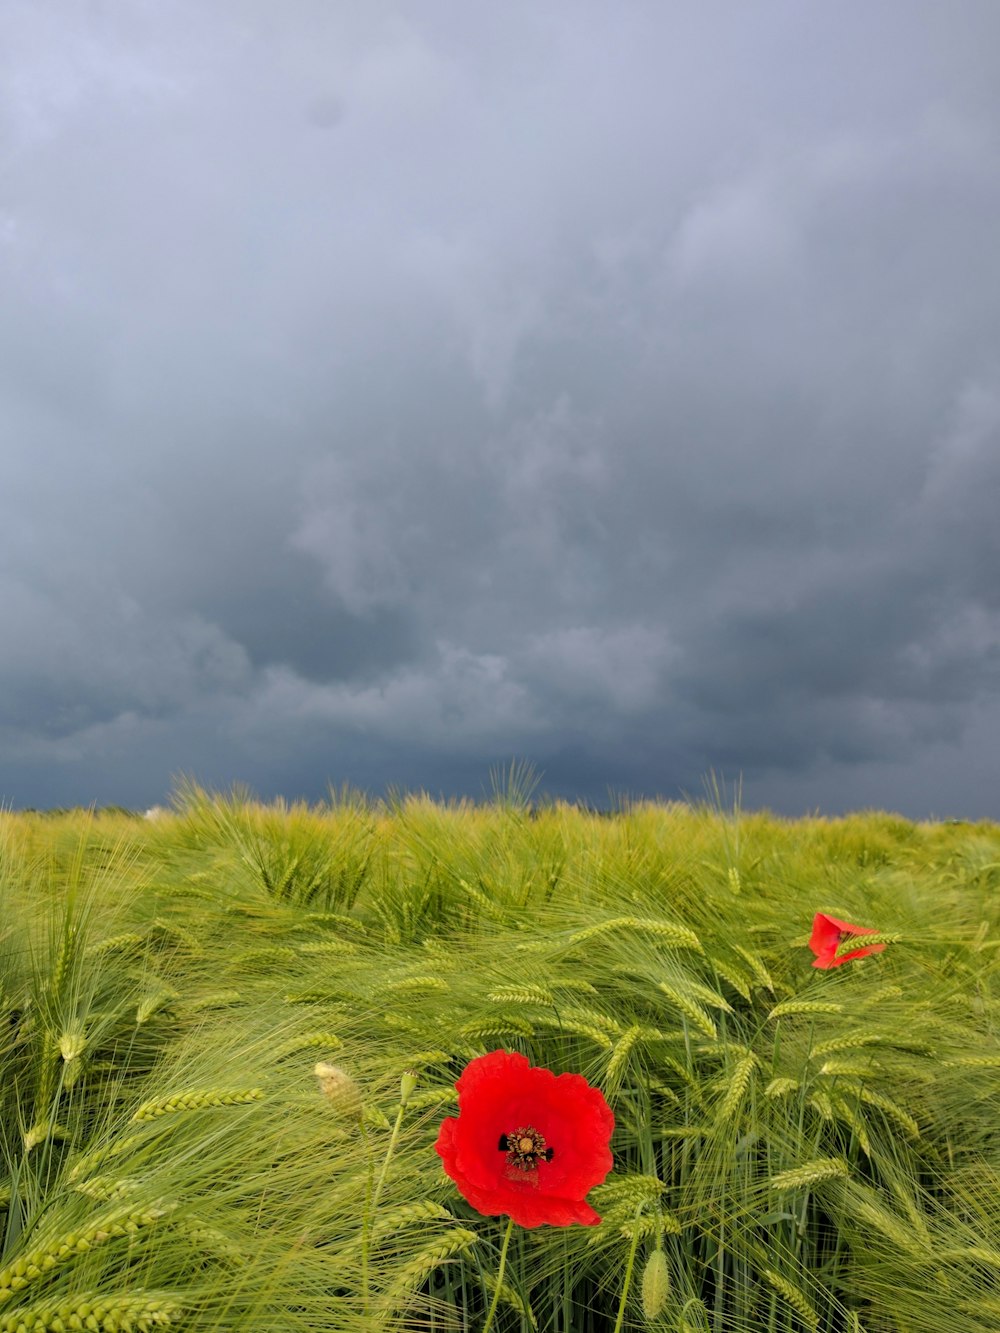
[[2, 2, 1000, 817]]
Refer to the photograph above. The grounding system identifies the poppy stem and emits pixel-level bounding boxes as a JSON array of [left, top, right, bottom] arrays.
[[612, 1206, 643, 1333], [482, 1215, 515, 1333], [363, 1074, 417, 1312], [360, 1121, 374, 1313], [371, 1101, 406, 1218]]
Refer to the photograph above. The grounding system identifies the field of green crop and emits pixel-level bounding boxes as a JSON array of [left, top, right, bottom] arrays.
[[1, 787, 998, 1332]]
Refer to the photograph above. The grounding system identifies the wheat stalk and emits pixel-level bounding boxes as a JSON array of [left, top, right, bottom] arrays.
[[567, 917, 703, 953], [764, 1076, 800, 1099], [0, 1290, 181, 1333], [236, 946, 299, 966], [554, 977, 599, 994], [617, 1214, 665, 1242], [657, 984, 717, 1039], [817, 1058, 883, 1077], [557, 1005, 624, 1035], [770, 1158, 849, 1191], [827, 1096, 872, 1154], [487, 985, 555, 1006], [836, 1183, 929, 1256], [397, 1049, 449, 1068], [832, 932, 899, 960], [594, 1174, 667, 1206], [135, 985, 179, 1026], [73, 1175, 140, 1203], [768, 1000, 844, 1019], [679, 1296, 710, 1332], [711, 960, 753, 1000], [453, 878, 504, 920], [337, 1202, 454, 1262], [718, 1053, 758, 1120], [68, 1135, 147, 1184], [480, 1272, 538, 1329], [305, 912, 368, 932], [296, 939, 360, 955], [606, 1025, 643, 1089], [732, 944, 774, 990], [940, 1245, 1000, 1267], [809, 1091, 835, 1120], [761, 1269, 819, 1331], [460, 1017, 534, 1040], [384, 976, 450, 993], [396, 1087, 456, 1111], [379, 1229, 478, 1314], [649, 1077, 682, 1106], [681, 979, 734, 1013], [0, 1208, 173, 1305], [857, 1087, 921, 1140], [271, 1031, 344, 1059], [531, 1015, 613, 1048], [860, 983, 904, 1007], [175, 1219, 244, 1265], [811, 1033, 883, 1059], [131, 1087, 264, 1122], [84, 933, 145, 959], [179, 991, 241, 1013]]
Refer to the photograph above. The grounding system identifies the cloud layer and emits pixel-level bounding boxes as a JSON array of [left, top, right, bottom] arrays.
[[2, 1, 1000, 814]]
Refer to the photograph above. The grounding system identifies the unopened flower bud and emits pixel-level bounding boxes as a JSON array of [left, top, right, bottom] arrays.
[[314, 1062, 363, 1120], [400, 1070, 419, 1106], [641, 1247, 670, 1320]]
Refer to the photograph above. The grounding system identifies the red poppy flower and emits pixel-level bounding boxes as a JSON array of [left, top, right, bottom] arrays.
[[809, 912, 886, 969], [435, 1049, 614, 1227]]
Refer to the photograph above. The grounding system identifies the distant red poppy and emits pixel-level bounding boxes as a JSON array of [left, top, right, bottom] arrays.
[[809, 912, 886, 969], [435, 1049, 614, 1227]]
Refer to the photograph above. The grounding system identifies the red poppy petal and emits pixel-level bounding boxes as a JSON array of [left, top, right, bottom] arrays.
[[454, 1176, 602, 1227], [822, 941, 887, 968], [507, 1193, 602, 1228], [437, 1051, 614, 1227], [492, 1065, 613, 1195], [448, 1057, 612, 1195], [455, 1049, 531, 1101], [808, 913, 842, 964], [534, 1082, 614, 1194], [809, 912, 884, 968], [434, 1115, 459, 1172], [450, 1054, 547, 1188]]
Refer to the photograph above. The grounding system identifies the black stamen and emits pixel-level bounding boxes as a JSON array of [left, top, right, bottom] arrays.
[[498, 1134, 510, 1151], [544, 1147, 555, 1161]]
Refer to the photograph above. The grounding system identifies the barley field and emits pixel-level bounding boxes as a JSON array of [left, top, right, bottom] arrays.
[[1, 786, 998, 1332]]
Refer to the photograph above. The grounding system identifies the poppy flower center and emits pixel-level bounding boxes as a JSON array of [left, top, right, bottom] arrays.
[[498, 1125, 555, 1173]]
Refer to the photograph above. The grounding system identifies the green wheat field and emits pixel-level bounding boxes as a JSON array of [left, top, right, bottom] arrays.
[[1, 785, 998, 1332]]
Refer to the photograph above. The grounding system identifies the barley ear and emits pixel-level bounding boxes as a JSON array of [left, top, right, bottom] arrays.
[[0, 1289, 182, 1332], [762, 1269, 819, 1332], [770, 1157, 849, 1191], [718, 1053, 758, 1121], [131, 1087, 264, 1122], [379, 1229, 478, 1316]]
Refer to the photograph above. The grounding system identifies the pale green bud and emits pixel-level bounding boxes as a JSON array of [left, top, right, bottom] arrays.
[[314, 1062, 363, 1120], [641, 1247, 671, 1320], [399, 1070, 419, 1106]]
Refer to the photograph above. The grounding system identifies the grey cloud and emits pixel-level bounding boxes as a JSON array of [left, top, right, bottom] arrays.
[[2, 1, 1000, 815], [0, 571, 250, 742]]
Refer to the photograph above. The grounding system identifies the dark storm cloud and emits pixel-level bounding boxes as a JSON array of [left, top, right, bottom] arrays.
[[2, 1, 1000, 815]]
